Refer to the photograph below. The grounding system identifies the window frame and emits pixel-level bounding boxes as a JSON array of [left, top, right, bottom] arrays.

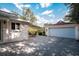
[[11, 22, 20, 31]]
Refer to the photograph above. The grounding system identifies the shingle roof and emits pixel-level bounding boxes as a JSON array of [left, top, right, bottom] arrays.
[[0, 10, 18, 19], [44, 20, 75, 26], [55, 20, 74, 25], [0, 10, 31, 25]]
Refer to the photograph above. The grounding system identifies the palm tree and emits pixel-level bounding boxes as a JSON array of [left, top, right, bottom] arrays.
[[64, 3, 79, 23]]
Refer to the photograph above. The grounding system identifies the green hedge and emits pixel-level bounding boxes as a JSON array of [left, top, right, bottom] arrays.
[[28, 30, 45, 37]]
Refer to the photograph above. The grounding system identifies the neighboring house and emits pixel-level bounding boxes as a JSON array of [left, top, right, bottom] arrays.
[[44, 21, 79, 40], [0, 10, 29, 43]]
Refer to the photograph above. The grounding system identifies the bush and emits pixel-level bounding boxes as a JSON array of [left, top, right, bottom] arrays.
[[42, 31, 46, 36], [28, 30, 46, 37], [28, 31, 37, 37], [38, 32, 42, 35], [37, 31, 45, 36]]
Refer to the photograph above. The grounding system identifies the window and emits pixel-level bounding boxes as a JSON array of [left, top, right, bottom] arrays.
[[11, 23, 15, 30], [11, 23, 20, 30], [16, 23, 20, 30]]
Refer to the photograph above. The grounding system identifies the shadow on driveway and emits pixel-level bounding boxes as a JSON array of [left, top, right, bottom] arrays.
[[0, 36, 79, 56]]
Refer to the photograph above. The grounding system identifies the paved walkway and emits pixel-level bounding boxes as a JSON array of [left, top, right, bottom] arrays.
[[0, 36, 79, 56]]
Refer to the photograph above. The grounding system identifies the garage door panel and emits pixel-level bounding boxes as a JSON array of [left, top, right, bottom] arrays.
[[48, 27, 75, 38]]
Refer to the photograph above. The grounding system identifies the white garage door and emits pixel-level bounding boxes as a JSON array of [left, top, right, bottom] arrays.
[[48, 27, 75, 39]]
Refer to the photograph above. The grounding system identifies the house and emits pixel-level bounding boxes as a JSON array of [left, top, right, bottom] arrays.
[[0, 10, 29, 43], [44, 21, 79, 40]]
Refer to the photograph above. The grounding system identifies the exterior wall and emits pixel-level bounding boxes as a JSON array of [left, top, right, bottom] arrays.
[[45, 27, 49, 36], [2, 20, 28, 42], [0, 21, 3, 41], [47, 27, 75, 39], [19, 23, 28, 40], [75, 25, 79, 40], [45, 24, 79, 40], [46, 24, 76, 28], [2, 20, 9, 42], [78, 27, 79, 40]]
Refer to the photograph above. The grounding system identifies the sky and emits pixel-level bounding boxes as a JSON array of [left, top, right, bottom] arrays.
[[0, 3, 68, 27]]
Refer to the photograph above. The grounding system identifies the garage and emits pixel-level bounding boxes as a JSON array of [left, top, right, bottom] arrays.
[[45, 21, 79, 40], [48, 27, 75, 39]]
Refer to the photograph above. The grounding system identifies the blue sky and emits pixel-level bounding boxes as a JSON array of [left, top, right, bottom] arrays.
[[0, 3, 68, 26]]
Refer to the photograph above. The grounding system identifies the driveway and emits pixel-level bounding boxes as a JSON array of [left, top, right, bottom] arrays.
[[0, 36, 79, 56]]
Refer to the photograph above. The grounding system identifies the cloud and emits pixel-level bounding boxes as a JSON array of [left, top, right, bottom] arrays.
[[42, 10, 53, 15], [48, 14, 55, 18], [35, 15, 48, 26], [56, 18, 64, 22], [36, 15, 48, 23], [13, 3, 31, 10], [35, 15, 64, 27], [24, 4, 31, 8], [13, 3, 22, 10], [65, 9, 69, 16], [36, 5, 39, 9], [0, 8, 11, 13], [35, 15, 55, 27], [40, 3, 51, 8]]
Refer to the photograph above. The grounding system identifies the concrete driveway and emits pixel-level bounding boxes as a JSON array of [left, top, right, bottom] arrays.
[[0, 36, 79, 56]]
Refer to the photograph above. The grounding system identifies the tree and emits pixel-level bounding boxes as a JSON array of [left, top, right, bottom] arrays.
[[64, 3, 79, 23], [20, 7, 37, 24]]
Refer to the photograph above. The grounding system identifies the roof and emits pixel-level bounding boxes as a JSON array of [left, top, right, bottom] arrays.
[[44, 20, 75, 26], [0, 10, 31, 25], [54, 20, 74, 25], [0, 10, 18, 19], [11, 19, 30, 24]]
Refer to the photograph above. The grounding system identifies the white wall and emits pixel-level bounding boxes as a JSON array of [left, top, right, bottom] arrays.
[[20, 23, 28, 40], [75, 26, 79, 40], [3, 21, 28, 42], [47, 27, 75, 39], [2, 20, 10, 42]]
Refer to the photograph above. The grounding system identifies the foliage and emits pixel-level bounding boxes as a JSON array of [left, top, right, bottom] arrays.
[[28, 25, 45, 37], [64, 3, 79, 23], [20, 7, 37, 24], [38, 31, 45, 36]]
